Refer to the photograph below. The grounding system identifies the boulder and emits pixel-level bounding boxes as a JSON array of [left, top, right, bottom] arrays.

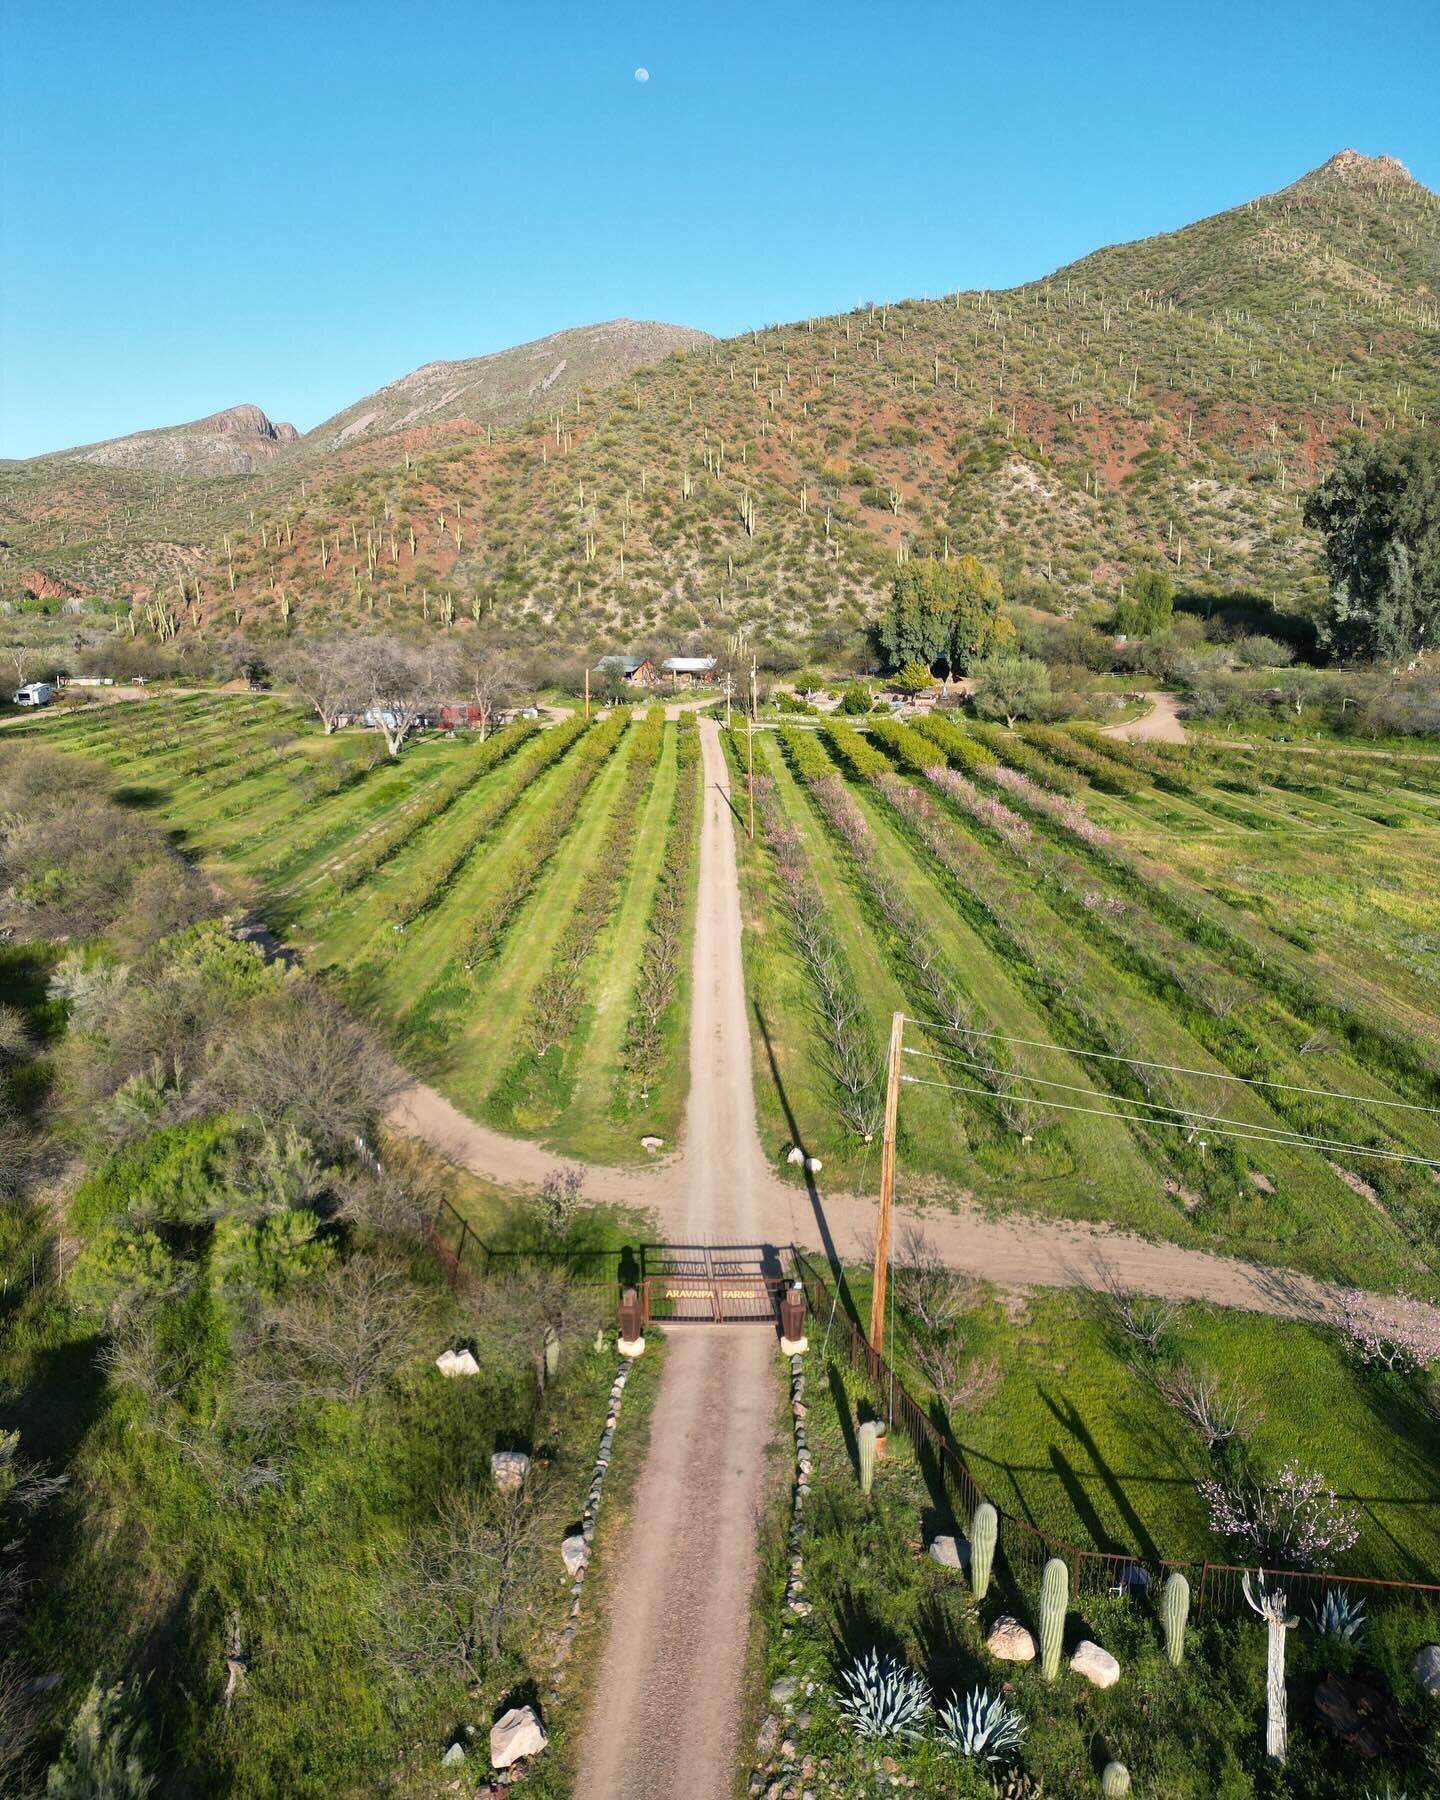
[[640, 1135, 664, 1152], [1412, 1644, 1440, 1697], [441, 1741, 466, 1767], [986, 1616, 1036, 1662], [490, 1704, 547, 1769], [1071, 1640, 1121, 1688], [1314, 1670, 1406, 1759], [928, 1534, 968, 1572], [769, 1676, 799, 1706], [786, 1146, 806, 1166], [561, 1534, 589, 1579], [805, 1156, 823, 1173], [491, 1450, 531, 1493], [435, 1347, 480, 1377]]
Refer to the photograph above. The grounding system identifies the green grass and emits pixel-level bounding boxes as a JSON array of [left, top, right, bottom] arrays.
[[756, 1327, 1440, 1800]]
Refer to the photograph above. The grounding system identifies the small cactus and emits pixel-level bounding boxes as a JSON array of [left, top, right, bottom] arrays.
[[858, 1420, 878, 1496], [1101, 1763, 1131, 1798], [1038, 1557, 1068, 1680], [971, 1502, 998, 1600], [1162, 1570, 1190, 1667]]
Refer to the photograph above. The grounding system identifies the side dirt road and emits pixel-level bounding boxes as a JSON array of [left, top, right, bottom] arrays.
[[1104, 689, 1187, 743], [572, 718, 778, 1800]]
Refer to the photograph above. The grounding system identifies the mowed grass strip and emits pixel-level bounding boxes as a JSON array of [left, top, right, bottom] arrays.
[[560, 724, 682, 1159]]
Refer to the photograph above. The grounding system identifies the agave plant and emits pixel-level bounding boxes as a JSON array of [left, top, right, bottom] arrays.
[[835, 1648, 932, 1741], [1309, 1588, 1368, 1643], [937, 1685, 1027, 1763]]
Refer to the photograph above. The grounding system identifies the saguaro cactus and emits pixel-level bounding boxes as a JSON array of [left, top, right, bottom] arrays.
[[1101, 1763, 1131, 1797], [970, 1503, 998, 1600], [1162, 1571, 1191, 1667], [543, 1326, 560, 1384], [1038, 1557, 1069, 1680], [857, 1420, 878, 1497], [1243, 1571, 1298, 1766]]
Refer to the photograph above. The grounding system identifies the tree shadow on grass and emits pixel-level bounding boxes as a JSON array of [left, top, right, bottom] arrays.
[[1038, 1388, 1161, 1563], [828, 1360, 860, 1479]]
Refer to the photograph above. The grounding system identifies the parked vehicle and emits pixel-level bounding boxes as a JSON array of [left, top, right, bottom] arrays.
[[11, 682, 55, 707]]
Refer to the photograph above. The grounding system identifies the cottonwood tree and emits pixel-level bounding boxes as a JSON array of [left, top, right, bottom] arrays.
[[273, 639, 360, 734], [1304, 426, 1440, 660], [879, 555, 1012, 680], [354, 636, 438, 757], [455, 643, 517, 740]]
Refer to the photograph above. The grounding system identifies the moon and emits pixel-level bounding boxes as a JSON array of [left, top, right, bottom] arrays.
[[634, 67, 649, 82]]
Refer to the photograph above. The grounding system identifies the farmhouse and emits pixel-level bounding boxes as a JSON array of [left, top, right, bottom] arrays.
[[593, 655, 653, 686], [660, 656, 718, 687]]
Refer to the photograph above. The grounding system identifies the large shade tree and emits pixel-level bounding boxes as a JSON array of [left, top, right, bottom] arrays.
[[879, 555, 1011, 679], [1303, 427, 1440, 661]]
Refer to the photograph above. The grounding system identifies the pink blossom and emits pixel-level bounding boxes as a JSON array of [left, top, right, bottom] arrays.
[[989, 763, 1111, 848], [1340, 1290, 1440, 1372], [1200, 1460, 1360, 1568]]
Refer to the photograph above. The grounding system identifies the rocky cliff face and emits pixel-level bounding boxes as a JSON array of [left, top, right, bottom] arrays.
[[54, 404, 300, 474]]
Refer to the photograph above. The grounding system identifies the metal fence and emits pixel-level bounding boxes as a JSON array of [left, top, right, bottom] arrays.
[[794, 1250, 1440, 1622]]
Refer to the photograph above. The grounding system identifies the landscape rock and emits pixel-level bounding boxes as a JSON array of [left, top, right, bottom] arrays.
[[1412, 1644, 1440, 1696], [490, 1705, 547, 1769], [491, 1451, 531, 1493], [640, 1135, 664, 1152], [436, 1347, 480, 1377], [755, 1712, 781, 1756], [805, 1156, 823, 1173], [561, 1534, 589, 1578], [769, 1676, 799, 1705], [986, 1616, 1036, 1662], [441, 1741, 466, 1766], [1314, 1670, 1407, 1758], [1071, 1640, 1121, 1687], [928, 1534, 968, 1571], [786, 1146, 806, 1166]]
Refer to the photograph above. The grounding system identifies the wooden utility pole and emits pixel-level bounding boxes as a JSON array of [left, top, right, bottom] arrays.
[[869, 1011, 905, 1350], [747, 657, 757, 840], [724, 670, 733, 730], [583, 665, 590, 720]]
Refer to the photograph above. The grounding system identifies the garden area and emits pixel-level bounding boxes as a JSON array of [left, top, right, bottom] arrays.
[[747, 1253, 1440, 1799]]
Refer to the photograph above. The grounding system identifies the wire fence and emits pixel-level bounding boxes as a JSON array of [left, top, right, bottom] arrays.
[[794, 1249, 1440, 1622]]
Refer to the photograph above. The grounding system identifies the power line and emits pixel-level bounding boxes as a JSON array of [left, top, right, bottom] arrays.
[[900, 1015, 1440, 1121], [898, 1073, 1440, 1169]]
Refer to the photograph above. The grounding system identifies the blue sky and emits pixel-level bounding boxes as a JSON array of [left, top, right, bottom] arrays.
[[3, 0, 1437, 458]]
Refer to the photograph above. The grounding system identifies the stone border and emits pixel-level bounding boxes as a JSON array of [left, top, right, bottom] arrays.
[[748, 1353, 813, 1795], [551, 1358, 631, 1684]]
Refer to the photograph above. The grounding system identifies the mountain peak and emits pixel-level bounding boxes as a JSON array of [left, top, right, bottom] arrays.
[[1289, 148, 1416, 190]]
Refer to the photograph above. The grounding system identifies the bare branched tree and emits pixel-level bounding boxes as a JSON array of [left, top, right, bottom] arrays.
[[892, 1226, 978, 1334], [273, 640, 361, 735], [382, 1480, 559, 1684], [1086, 1256, 1181, 1356], [455, 645, 517, 740], [911, 1338, 1001, 1418], [353, 636, 441, 758], [254, 1258, 428, 1405], [1156, 1362, 1260, 1450]]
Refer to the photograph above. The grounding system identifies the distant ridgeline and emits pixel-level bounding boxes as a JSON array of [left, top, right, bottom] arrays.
[[3, 152, 1437, 651]]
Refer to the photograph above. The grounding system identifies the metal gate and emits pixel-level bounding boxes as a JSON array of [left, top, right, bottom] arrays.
[[639, 1243, 788, 1323]]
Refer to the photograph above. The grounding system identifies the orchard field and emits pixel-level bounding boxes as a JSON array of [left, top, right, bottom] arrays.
[[733, 710, 1440, 1291], [11, 693, 701, 1164]]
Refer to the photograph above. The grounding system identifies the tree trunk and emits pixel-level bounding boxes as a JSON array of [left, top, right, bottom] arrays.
[[1265, 1621, 1288, 1765]]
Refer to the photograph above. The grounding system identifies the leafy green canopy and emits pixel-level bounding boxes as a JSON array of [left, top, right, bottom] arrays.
[[1115, 568, 1175, 637], [1303, 427, 1440, 661], [878, 556, 1012, 674]]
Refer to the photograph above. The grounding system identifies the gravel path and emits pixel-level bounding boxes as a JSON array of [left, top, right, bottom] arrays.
[[571, 718, 777, 1800], [1104, 689, 1187, 743]]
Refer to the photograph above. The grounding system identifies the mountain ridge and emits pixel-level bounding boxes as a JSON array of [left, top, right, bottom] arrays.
[[3, 151, 1435, 645]]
